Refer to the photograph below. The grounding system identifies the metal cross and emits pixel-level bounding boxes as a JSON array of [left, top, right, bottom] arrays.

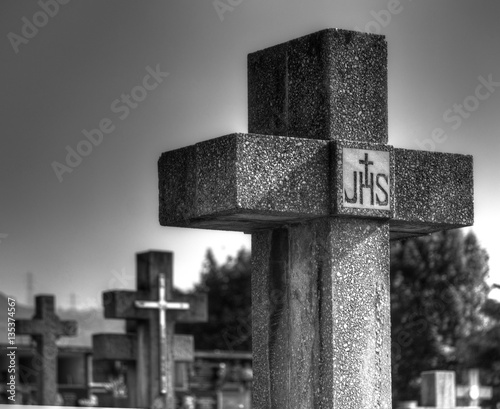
[[134, 273, 189, 396]]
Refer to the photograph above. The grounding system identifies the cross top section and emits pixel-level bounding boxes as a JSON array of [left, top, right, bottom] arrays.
[[248, 29, 387, 143], [18, 295, 77, 338]]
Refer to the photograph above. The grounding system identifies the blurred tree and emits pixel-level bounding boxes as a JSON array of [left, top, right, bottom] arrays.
[[176, 248, 252, 351], [456, 285, 500, 404], [390, 229, 489, 403]]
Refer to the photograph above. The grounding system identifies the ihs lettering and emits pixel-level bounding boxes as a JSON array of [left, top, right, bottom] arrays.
[[344, 153, 389, 207]]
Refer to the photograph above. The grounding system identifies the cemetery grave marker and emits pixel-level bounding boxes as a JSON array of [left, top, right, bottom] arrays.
[[102, 251, 207, 409], [91, 332, 195, 406], [17, 295, 77, 405], [158, 29, 474, 408]]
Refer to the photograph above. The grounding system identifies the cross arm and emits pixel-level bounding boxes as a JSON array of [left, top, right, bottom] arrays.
[[17, 319, 47, 335], [17, 318, 77, 337], [391, 148, 473, 239], [103, 290, 207, 322], [92, 333, 136, 361], [159, 134, 473, 239]]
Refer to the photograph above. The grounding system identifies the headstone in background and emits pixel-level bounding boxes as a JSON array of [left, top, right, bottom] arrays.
[[158, 29, 474, 408], [421, 371, 456, 408], [419, 370, 480, 409], [17, 295, 77, 405], [217, 389, 251, 409], [103, 251, 207, 409]]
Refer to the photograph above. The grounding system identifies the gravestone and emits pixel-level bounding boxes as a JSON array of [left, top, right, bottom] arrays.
[[419, 370, 480, 409], [456, 368, 493, 407], [17, 295, 77, 405], [158, 29, 474, 408], [102, 251, 207, 409]]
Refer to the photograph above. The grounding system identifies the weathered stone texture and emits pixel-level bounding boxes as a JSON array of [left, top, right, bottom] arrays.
[[248, 29, 388, 143]]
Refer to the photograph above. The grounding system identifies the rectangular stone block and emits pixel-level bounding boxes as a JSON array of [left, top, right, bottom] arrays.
[[172, 334, 195, 362], [248, 29, 388, 143], [92, 333, 194, 362], [391, 149, 474, 239], [171, 293, 208, 323], [136, 251, 173, 292], [159, 133, 330, 231], [421, 371, 456, 408]]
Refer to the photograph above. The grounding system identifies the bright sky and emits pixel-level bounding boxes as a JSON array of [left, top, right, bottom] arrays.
[[1, 0, 499, 308]]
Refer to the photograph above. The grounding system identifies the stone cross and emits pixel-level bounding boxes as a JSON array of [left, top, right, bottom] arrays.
[[17, 295, 77, 405], [103, 251, 207, 409], [456, 369, 493, 407], [158, 29, 474, 408]]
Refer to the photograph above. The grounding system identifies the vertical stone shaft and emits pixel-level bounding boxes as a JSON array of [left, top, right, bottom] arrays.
[[127, 363, 138, 407], [36, 333, 58, 405], [252, 218, 391, 408]]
